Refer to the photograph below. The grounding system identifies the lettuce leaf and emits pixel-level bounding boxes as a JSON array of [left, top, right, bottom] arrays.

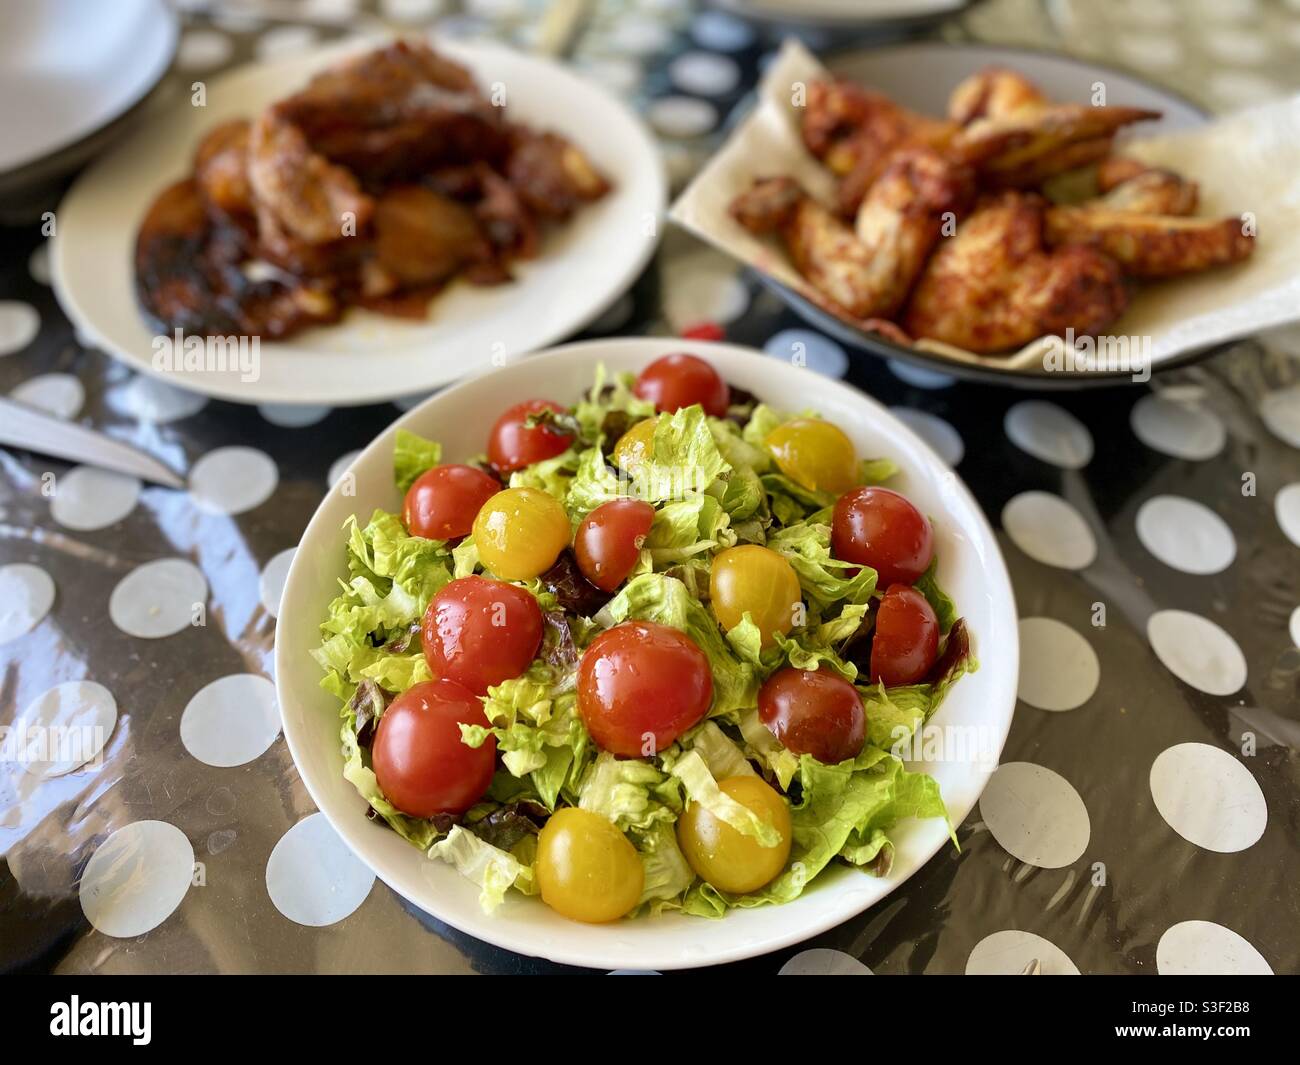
[[393, 429, 442, 493], [571, 365, 656, 445], [637, 406, 730, 502], [914, 557, 957, 633], [646, 494, 734, 564], [767, 519, 876, 612], [462, 664, 591, 809], [577, 751, 682, 833], [427, 825, 535, 913]]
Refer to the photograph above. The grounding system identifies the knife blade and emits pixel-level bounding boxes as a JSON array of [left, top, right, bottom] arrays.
[[0, 396, 185, 489]]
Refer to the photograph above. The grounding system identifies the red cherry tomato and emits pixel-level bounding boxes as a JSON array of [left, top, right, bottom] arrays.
[[487, 399, 573, 473], [422, 576, 544, 695], [870, 584, 940, 687], [832, 486, 935, 588], [371, 679, 496, 817], [680, 322, 725, 341], [573, 498, 656, 592], [633, 353, 730, 417], [578, 621, 713, 757], [402, 464, 500, 540], [758, 667, 866, 765]]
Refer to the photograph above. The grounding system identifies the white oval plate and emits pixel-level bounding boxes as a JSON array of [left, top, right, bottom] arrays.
[[51, 35, 666, 407], [275, 338, 1019, 971], [0, 0, 177, 175]]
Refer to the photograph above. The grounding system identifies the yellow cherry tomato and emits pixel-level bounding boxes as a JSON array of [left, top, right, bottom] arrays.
[[765, 418, 857, 494], [472, 486, 569, 580], [611, 416, 658, 477], [676, 776, 792, 894], [709, 545, 802, 648], [536, 808, 644, 923]]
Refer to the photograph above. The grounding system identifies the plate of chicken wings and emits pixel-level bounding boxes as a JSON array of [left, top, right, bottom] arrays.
[[671, 40, 1296, 386], [52, 36, 666, 405]]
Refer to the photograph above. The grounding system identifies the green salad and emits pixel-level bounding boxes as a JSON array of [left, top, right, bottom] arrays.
[[313, 354, 974, 922]]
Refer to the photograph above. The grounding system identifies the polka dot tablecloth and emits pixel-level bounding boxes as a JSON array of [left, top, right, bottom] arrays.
[[2, 0, 1299, 976]]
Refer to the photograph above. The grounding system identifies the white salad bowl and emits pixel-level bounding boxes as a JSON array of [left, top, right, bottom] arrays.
[[275, 338, 1019, 970]]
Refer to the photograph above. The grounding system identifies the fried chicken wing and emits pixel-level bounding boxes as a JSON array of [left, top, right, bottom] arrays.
[[1096, 154, 1152, 192], [801, 79, 958, 214], [802, 80, 915, 172], [953, 104, 1159, 186], [1043, 207, 1253, 277], [1094, 164, 1198, 215], [728, 175, 803, 233], [948, 67, 1047, 125], [903, 192, 1128, 353], [732, 147, 972, 320]]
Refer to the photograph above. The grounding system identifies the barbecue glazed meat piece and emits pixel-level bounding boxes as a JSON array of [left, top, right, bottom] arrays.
[[1043, 207, 1254, 278], [507, 130, 610, 218], [731, 146, 972, 320], [372, 186, 494, 287], [903, 192, 1128, 353], [948, 67, 1047, 125], [135, 178, 339, 338], [272, 39, 509, 185]]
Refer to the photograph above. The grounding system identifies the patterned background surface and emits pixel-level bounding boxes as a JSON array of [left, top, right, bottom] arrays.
[[1, 0, 1298, 974]]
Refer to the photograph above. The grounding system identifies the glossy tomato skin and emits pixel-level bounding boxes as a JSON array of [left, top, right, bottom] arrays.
[[870, 584, 940, 686], [611, 417, 658, 477], [402, 464, 500, 540], [709, 545, 802, 648], [371, 679, 496, 817], [422, 575, 544, 695], [676, 776, 792, 894], [574, 498, 656, 592], [764, 418, 858, 495], [578, 620, 713, 757], [472, 486, 571, 581], [633, 353, 730, 417], [831, 486, 935, 588], [758, 667, 866, 765], [487, 399, 572, 473], [535, 808, 644, 923]]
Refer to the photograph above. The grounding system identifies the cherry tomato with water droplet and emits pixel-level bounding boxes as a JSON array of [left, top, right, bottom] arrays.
[[371, 679, 496, 817], [402, 464, 500, 540], [422, 575, 543, 695], [870, 584, 939, 686], [577, 620, 713, 757], [574, 498, 656, 592], [633, 353, 730, 417], [487, 399, 572, 473], [758, 667, 866, 765]]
